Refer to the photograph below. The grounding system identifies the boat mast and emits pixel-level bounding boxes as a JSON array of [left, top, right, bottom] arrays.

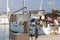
[[22, 0, 28, 14], [22, 0, 25, 14], [7, 0, 10, 15], [52, 0, 55, 10], [39, 0, 43, 10], [23, 0, 25, 7], [38, 0, 43, 15]]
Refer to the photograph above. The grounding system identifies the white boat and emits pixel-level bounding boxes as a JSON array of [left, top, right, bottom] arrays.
[[0, 14, 9, 40]]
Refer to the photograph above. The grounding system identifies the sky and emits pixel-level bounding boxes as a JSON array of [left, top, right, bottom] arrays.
[[0, 0, 60, 12]]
